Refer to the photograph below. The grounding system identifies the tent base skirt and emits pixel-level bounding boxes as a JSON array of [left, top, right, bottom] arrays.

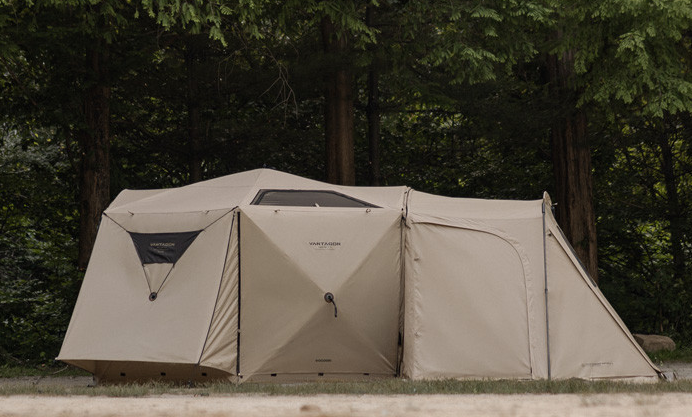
[[240, 372, 396, 383], [60, 360, 233, 384]]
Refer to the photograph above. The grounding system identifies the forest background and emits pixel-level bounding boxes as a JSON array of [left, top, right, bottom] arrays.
[[1, 0, 691, 365]]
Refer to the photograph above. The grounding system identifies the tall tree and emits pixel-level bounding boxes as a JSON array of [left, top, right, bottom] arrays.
[[546, 49, 599, 281], [77, 39, 111, 269], [547, 0, 692, 282], [365, 5, 381, 186], [185, 34, 205, 183], [321, 16, 355, 185]]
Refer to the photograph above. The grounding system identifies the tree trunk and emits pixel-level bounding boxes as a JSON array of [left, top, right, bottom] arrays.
[[547, 52, 599, 283], [366, 6, 382, 186], [77, 46, 111, 270], [321, 16, 355, 185], [186, 36, 203, 183]]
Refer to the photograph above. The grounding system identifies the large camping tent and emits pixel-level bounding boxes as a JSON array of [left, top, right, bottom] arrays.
[[58, 169, 659, 382]]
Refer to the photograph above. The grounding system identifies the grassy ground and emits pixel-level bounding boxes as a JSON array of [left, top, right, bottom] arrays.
[[2, 352, 692, 397], [2, 378, 692, 397], [648, 347, 692, 364], [4, 347, 691, 379], [0, 364, 90, 378]]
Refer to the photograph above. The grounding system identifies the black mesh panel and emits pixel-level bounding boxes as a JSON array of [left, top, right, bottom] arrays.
[[129, 231, 202, 264]]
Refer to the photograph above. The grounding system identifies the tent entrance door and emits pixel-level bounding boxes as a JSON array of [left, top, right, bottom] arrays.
[[238, 207, 402, 380]]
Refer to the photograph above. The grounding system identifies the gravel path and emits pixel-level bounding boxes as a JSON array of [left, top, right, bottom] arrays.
[[659, 362, 692, 380], [3, 393, 692, 417]]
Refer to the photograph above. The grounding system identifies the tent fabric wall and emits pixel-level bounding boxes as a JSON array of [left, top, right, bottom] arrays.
[[541, 194, 658, 380], [57, 210, 236, 382], [403, 220, 533, 379], [401, 190, 658, 381], [57, 169, 660, 383], [197, 211, 239, 376], [237, 206, 402, 381], [402, 191, 545, 379]]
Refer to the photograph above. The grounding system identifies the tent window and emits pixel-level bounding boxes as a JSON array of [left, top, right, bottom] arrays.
[[251, 189, 379, 208], [129, 231, 201, 264]]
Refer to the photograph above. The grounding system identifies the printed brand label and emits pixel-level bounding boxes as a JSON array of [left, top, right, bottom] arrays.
[[308, 241, 341, 250], [581, 362, 613, 367]]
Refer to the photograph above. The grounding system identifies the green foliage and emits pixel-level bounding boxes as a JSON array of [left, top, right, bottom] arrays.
[[0, 364, 89, 377], [280, 0, 378, 44], [1, 0, 692, 366], [0, 127, 81, 365], [374, 80, 553, 198], [387, 0, 551, 85], [140, 0, 278, 45], [649, 347, 692, 365], [550, 0, 692, 117], [595, 113, 692, 341]]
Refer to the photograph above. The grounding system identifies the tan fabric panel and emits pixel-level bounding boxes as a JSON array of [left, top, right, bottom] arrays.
[[58, 216, 147, 362], [403, 221, 532, 380], [238, 207, 401, 380], [246, 168, 340, 191], [109, 169, 408, 211], [408, 190, 543, 220], [185, 168, 408, 209], [71, 361, 232, 384], [405, 192, 548, 380], [107, 184, 247, 213], [106, 169, 408, 213], [109, 189, 165, 209], [187, 168, 265, 188], [198, 212, 239, 372], [106, 209, 231, 233], [58, 214, 233, 367], [142, 263, 174, 293], [244, 372, 391, 383], [546, 232, 658, 379], [542, 193, 654, 366], [479, 217, 547, 379]]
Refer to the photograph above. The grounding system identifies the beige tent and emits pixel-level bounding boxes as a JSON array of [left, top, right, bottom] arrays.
[[58, 169, 659, 382]]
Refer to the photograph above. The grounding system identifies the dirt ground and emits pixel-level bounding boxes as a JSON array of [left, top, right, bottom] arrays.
[[3, 393, 692, 417], [1, 363, 691, 417]]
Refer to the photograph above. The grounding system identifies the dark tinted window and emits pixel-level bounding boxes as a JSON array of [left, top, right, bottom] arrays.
[[251, 190, 378, 208]]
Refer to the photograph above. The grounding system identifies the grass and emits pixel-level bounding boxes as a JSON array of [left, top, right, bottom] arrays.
[[2, 378, 692, 397], [648, 347, 692, 364], [3, 352, 692, 397], [0, 364, 90, 378]]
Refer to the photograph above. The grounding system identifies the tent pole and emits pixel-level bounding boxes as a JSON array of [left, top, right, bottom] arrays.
[[542, 200, 552, 380], [236, 211, 242, 378], [396, 208, 407, 377]]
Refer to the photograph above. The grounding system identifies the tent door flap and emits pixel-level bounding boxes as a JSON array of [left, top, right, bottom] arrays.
[[237, 207, 402, 378]]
